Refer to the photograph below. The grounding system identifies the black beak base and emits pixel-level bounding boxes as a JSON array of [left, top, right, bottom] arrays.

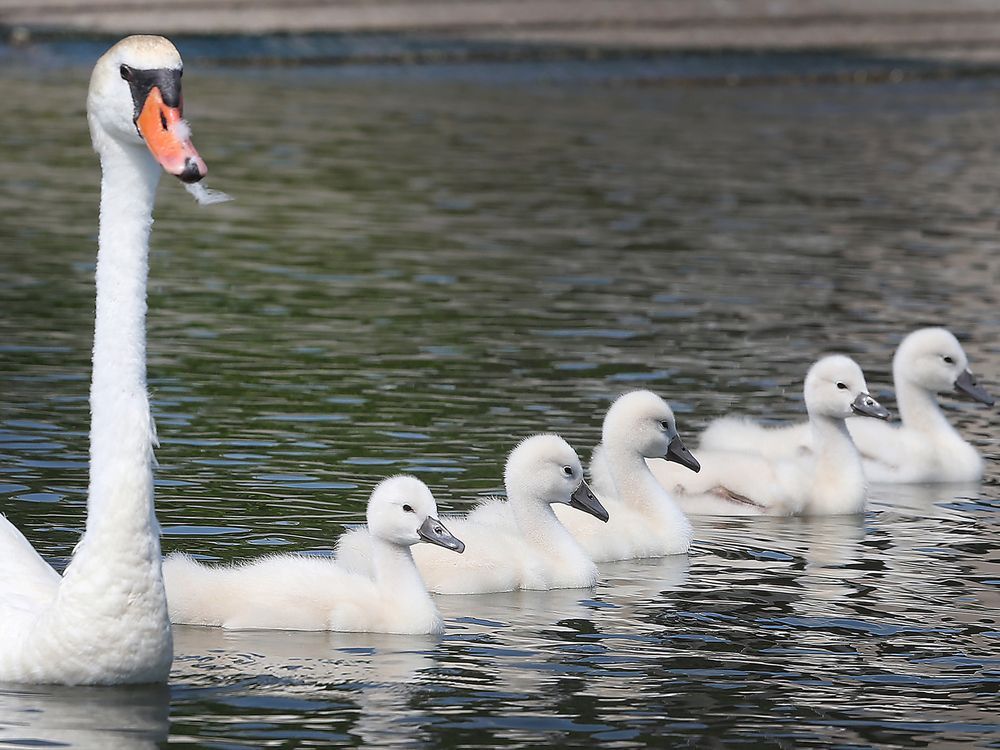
[[568, 479, 609, 523], [417, 516, 465, 553], [665, 434, 701, 473], [851, 392, 891, 420], [954, 370, 995, 407]]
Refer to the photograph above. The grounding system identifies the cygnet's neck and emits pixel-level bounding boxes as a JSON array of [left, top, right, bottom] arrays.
[[510, 486, 588, 559], [810, 410, 857, 454], [604, 441, 674, 514], [371, 537, 434, 607], [804, 410, 868, 514], [894, 375, 957, 437]]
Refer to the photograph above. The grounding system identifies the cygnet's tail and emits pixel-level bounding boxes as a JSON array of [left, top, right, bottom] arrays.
[[162, 552, 235, 626]]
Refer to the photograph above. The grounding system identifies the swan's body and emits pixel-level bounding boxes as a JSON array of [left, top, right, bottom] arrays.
[[164, 476, 463, 634], [559, 390, 698, 561], [700, 329, 993, 483], [336, 435, 608, 594], [651, 356, 889, 516], [0, 36, 214, 685]]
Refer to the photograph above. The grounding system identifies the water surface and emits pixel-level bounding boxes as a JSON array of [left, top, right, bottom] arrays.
[[0, 56, 998, 748]]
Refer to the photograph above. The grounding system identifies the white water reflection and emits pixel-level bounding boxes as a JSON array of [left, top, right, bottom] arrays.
[[0, 684, 169, 749]]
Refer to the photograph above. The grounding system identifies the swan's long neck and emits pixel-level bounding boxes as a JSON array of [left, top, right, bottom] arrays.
[[55, 134, 164, 590], [36, 132, 173, 682], [894, 375, 954, 436], [85, 139, 162, 541]]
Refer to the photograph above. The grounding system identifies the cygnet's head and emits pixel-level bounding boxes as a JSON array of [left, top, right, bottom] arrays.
[[804, 355, 890, 421], [87, 35, 207, 183], [894, 328, 994, 406], [366, 476, 464, 553], [504, 434, 609, 522], [601, 390, 700, 472]]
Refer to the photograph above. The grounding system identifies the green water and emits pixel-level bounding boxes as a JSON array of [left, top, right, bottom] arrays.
[[0, 59, 998, 748]]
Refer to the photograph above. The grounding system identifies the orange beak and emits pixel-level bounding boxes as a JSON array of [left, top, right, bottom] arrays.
[[136, 86, 207, 183]]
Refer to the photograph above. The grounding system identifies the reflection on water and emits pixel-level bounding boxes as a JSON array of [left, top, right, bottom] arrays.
[[0, 684, 169, 749], [0, 55, 997, 748]]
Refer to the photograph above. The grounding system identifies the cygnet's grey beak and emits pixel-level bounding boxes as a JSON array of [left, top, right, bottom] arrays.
[[568, 479, 609, 523], [417, 516, 465, 553], [665, 434, 701, 473], [851, 392, 890, 420], [954, 370, 994, 406]]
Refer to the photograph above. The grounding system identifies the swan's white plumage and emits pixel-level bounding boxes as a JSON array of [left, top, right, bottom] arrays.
[[164, 476, 455, 634], [559, 391, 693, 561], [652, 355, 883, 516], [699, 328, 991, 483], [336, 435, 600, 594], [0, 36, 204, 685]]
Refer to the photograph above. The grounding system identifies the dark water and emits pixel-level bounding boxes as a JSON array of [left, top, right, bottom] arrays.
[[0, 54, 998, 748]]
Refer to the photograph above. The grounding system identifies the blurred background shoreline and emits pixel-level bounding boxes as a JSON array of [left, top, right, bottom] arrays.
[[5, 0, 1000, 82]]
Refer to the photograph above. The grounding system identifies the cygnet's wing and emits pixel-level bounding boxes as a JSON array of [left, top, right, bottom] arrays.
[[846, 418, 911, 478], [553, 499, 629, 561], [164, 552, 372, 630], [699, 416, 811, 459], [412, 514, 524, 595], [0, 515, 60, 621], [648, 449, 795, 515]]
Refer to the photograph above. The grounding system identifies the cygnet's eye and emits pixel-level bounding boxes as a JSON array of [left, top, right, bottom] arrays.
[[402, 504, 414, 513], [943, 356, 955, 364], [836, 382, 848, 390], [660, 420, 670, 431], [119, 64, 134, 82], [562, 466, 573, 477]]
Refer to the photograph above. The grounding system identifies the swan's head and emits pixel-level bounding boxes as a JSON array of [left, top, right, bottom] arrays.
[[894, 327, 994, 406], [87, 35, 207, 183], [504, 434, 609, 522], [366, 475, 464, 553], [804, 355, 890, 421], [602, 390, 700, 472]]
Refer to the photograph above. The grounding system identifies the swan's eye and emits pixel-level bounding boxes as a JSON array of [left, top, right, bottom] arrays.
[[943, 356, 955, 364], [402, 504, 414, 513], [120, 64, 134, 82], [836, 382, 847, 390], [660, 420, 670, 431], [562, 466, 573, 477]]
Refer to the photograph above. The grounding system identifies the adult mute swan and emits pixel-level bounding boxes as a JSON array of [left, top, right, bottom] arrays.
[[650, 356, 889, 516], [336, 435, 609, 594], [0, 36, 221, 685], [163, 476, 464, 634], [700, 328, 994, 483], [558, 390, 699, 561]]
